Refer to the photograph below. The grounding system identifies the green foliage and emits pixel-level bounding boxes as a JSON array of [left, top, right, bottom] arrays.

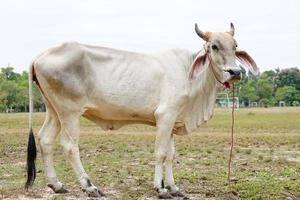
[[0, 67, 43, 112], [239, 84, 259, 102], [221, 67, 300, 107], [259, 98, 272, 108], [276, 68, 300, 90], [256, 78, 273, 99], [1, 67, 21, 81], [275, 86, 300, 106]]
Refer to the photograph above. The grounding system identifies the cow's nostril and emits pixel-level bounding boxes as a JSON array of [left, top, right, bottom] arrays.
[[227, 69, 234, 75], [235, 71, 241, 76], [227, 69, 240, 76]]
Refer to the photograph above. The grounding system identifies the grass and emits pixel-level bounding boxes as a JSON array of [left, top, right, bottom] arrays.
[[0, 107, 300, 199]]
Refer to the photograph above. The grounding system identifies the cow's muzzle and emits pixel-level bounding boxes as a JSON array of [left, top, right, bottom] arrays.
[[226, 69, 241, 82]]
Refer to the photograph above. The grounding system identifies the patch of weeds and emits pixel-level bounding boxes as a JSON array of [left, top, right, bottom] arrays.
[[280, 168, 299, 178], [245, 149, 252, 155], [206, 149, 212, 154], [264, 157, 272, 163], [174, 171, 199, 183], [275, 157, 287, 165], [247, 112, 255, 116], [51, 195, 66, 200]]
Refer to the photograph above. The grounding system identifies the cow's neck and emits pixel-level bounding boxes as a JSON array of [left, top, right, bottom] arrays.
[[184, 57, 218, 133]]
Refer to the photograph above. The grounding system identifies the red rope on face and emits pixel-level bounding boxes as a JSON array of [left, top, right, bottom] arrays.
[[228, 83, 235, 183]]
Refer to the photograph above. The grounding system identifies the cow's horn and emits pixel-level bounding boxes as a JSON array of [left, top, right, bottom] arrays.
[[229, 22, 235, 36], [195, 23, 209, 41]]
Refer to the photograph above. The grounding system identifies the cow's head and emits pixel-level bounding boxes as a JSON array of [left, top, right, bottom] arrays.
[[192, 23, 258, 85]]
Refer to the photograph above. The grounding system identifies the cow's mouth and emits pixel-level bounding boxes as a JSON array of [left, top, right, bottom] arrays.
[[224, 81, 230, 89], [223, 74, 241, 89], [229, 74, 241, 83]]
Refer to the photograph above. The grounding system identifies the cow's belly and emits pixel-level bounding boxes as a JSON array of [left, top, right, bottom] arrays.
[[82, 101, 158, 131], [89, 83, 160, 117], [86, 82, 160, 120], [84, 98, 158, 122]]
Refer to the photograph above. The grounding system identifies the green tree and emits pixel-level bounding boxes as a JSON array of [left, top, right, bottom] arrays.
[[275, 86, 300, 106], [0, 67, 44, 112], [15, 84, 29, 112], [0, 72, 5, 82], [1, 67, 21, 81], [276, 68, 300, 90], [239, 80, 259, 106], [256, 78, 273, 99], [0, 80, 17, 110]]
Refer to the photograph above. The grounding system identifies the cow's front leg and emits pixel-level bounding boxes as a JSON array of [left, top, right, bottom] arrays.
[[154, 109, 176, 199], [165, 135, 185, 197]]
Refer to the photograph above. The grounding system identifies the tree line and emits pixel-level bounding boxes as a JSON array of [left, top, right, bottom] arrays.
[[224, 66, 300, 107], [0, 67, 43, 112], [0, 66, 299, 112]]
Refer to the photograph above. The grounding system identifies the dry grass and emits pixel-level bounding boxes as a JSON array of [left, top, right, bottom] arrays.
[[0, 107, 300, 199]]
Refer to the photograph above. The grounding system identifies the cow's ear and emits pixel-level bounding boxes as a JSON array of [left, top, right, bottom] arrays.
[[190, 51, 210, 79], [236, 50, 259, 75]]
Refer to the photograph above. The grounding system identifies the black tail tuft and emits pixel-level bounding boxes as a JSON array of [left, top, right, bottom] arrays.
[[25, 128, 37, 189]]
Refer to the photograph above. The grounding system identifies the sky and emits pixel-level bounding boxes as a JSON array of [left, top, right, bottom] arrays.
[[0, 0, 299, 73]]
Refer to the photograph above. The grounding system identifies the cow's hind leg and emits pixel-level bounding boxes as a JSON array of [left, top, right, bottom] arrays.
[[59, 113, 104, 197], [38, 103, 68, 193]]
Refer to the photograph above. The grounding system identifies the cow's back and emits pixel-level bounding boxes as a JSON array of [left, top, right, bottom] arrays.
[[33, 42, 165, 122]]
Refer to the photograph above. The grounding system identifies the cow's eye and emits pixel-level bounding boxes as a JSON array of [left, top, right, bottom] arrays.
[[233, 44, 238, 50], [212, 44, 218, 50]]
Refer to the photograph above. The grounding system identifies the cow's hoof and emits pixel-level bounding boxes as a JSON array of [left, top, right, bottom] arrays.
[[56, 185, 69, 193], [156, 188, 173, 199], [166, 186, 186, 197], [83, 186, 105, 198], [47, 184, 69, 193], [170, 190, 186, 197]]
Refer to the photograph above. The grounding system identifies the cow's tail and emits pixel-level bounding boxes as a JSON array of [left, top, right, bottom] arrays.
[[25, 62, 37, 189]]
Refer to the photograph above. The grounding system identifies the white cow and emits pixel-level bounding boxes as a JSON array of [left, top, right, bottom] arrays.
[[25, 23, 258, 198]]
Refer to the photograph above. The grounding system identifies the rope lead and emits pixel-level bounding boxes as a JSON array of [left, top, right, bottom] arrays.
[[228, 83, 235, 184]]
